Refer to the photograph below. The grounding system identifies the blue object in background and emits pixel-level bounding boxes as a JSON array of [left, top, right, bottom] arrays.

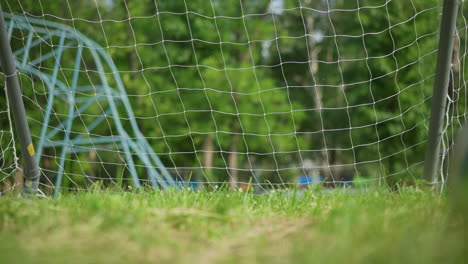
[[298, 176, 323, 186], [188, 180, 199, 190], [298, 176, 313, 185], [175, 177, 184, 186], [340, 180, 353, 188], [176, 177, 199, 190]]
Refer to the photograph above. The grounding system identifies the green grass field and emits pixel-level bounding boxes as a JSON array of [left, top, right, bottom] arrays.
[[0, 188, 466, 264]]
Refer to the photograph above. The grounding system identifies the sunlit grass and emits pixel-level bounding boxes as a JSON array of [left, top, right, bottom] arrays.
[[0, 187, 466, 264]]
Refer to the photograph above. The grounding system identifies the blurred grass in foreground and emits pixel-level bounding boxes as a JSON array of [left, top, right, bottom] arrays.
[[0, 187, 466, 264]]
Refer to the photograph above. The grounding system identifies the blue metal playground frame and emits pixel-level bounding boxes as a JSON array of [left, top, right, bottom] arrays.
[[4, 13, 177, 195]]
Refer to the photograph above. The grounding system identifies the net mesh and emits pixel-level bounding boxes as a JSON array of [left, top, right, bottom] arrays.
[[0, 78, 20, 194], [0, 0, 467, 195]]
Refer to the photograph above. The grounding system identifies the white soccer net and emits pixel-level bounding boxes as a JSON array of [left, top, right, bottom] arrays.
[[0, 82, 20, 194], [0, 0, 467, 194]]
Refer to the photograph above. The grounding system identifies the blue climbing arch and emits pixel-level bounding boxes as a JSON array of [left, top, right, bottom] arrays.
[[4, 13, 176, 195]]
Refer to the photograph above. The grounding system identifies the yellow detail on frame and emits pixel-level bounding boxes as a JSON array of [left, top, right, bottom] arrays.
[[27, 143, 35, 156]]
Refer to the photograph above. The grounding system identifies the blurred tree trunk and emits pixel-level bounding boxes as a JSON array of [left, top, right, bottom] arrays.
[[228, 119, 240, 189], [202, 135, 214, 180], [42, 155, 53, 194], [304, 0, 331, 184], [86, 151, 97, 188], [14, 170, 24, 193], [123, 0, 138, 80], [331, 149, 343, 185], [228, 133, 240, 189]]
